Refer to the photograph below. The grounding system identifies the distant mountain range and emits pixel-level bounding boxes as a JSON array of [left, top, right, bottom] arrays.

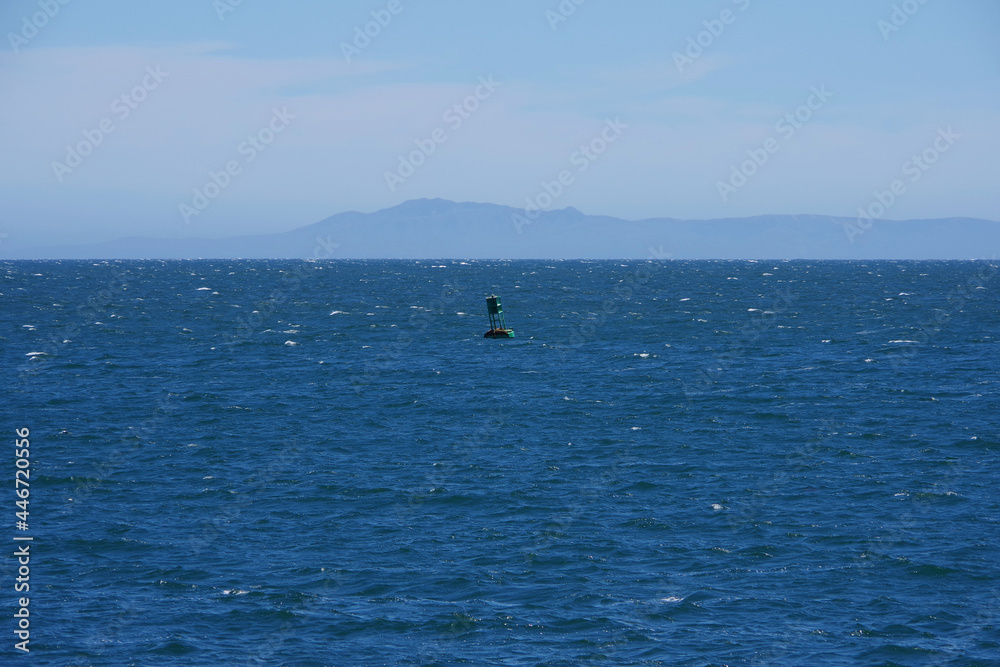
[[3, 199, 998, 260]]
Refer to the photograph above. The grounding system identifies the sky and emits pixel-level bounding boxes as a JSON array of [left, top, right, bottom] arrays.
[[0, 0, 998, 247]]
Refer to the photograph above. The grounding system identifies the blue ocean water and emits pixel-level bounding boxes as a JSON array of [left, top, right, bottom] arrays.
[[3, 259, 1000, 666]]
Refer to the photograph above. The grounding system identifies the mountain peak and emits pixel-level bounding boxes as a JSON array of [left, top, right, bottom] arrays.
[[2, 198, 997, 259], [388, 198, 459, 215]]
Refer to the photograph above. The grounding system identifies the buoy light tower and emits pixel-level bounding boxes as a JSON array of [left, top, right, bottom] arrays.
[[484, 295, 515, 338]]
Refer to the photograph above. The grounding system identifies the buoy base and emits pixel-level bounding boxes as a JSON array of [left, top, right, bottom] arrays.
[[484, 328, 515, 339]]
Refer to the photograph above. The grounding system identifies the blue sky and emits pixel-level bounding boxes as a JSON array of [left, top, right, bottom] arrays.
[[1, 0, 997, 246]]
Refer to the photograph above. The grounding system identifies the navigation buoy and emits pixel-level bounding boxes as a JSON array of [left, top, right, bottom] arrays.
[[484, 295, 515, 338]]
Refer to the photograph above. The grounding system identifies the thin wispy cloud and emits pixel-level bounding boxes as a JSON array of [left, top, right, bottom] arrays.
[[0, 0, 996, 246]]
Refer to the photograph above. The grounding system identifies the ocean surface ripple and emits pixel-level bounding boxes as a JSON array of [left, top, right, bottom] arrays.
[[3, 259, 999, 665]]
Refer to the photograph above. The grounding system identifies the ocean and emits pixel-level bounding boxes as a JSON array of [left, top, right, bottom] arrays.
[[3, 259, 999, 666]]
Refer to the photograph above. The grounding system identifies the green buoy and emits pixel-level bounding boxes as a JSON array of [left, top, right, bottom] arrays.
[[484, 295, 515, 338]]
